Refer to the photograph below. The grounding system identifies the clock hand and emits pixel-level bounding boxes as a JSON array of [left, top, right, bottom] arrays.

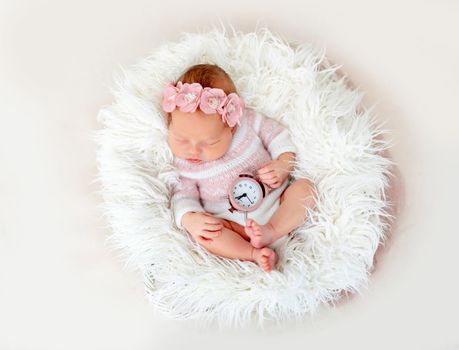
[[246, 195, 253, 204], [235, 193, 247, 200]]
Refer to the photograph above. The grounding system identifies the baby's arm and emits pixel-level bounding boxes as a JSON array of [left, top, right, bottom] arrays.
[[171, 176, 205, 229], [255, 112, 297, 160], [181, 212, 222, 242], [257, 151, 296, 189], [171, 177, 223, 240], [253, 112, 297, 187], [276, 151, 295, 172]]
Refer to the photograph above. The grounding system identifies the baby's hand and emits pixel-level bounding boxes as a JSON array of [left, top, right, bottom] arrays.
[[257, 155, 294, 189], [181, 212, 222, 243]]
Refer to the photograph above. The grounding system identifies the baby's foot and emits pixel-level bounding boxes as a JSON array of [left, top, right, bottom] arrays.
[[244, 218, 276, 248], [252, 247, 278, 272]]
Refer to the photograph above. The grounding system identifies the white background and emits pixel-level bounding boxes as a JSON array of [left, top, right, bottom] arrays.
[[1, 1, 458, 349]]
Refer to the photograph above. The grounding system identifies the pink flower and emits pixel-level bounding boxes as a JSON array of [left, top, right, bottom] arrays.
[[161, 81, 182, 113], [175, 82, 203, 113], [199, 87, 227, 114], [220, 93, 244, 127], [161, 80, 245, 127]]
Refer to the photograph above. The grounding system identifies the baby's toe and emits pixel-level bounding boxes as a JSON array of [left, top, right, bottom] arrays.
[[251, 238, 263, 249]]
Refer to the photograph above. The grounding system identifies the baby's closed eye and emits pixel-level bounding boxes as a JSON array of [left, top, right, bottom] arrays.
[[207, 140, 220, 146], [173, 136, 188, 143], [172, 135, 220, 147]]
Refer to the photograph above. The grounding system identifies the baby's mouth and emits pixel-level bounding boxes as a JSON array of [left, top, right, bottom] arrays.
[[186, 158, 202, 164]]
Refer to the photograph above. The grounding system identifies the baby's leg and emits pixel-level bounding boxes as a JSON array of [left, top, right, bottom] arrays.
[[246, 179, 317, 248], [196, 219, 278, 272], [221, 219, 251, 241]]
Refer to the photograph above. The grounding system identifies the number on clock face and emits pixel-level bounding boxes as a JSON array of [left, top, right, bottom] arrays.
[[232, 179, 261, 208]]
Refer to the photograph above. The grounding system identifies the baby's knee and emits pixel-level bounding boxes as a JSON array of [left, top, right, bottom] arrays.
[[218, 219, 249, 240], [295, 179, 317, 205]]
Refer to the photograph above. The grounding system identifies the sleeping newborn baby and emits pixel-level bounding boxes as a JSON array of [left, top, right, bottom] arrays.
[[164, 64, 317, 272]]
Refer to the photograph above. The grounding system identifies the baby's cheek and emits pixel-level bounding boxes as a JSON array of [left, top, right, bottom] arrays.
[[223, 144, 231, 155], [219, 138, 232, 154], [205, 144, 224, 160], [167, 139, 183, 157]]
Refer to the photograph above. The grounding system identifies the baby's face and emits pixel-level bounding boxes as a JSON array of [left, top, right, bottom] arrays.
[[167, 109, 236, 164]]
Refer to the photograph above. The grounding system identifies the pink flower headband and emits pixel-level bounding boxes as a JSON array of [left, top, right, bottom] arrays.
[[161, 81, 245, 127]]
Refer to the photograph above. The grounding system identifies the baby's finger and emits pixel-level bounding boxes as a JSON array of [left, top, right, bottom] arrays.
[[204, 222, 222, 231], [198, 235, 213, 242], [259, 172, 276, 181], [202, 229, 222, 238], [204, 217, 222, 225], [257, 166, 273, 175], [263, 177, 279, 185]]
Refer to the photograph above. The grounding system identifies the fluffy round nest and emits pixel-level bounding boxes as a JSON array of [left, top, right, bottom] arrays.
[[94, 25, 395, 329]]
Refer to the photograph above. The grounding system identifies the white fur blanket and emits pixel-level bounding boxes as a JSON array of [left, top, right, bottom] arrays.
[[94, 25, 395, 329]]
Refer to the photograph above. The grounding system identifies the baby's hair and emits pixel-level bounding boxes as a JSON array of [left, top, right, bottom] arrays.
[[178, 64, 237, 94], [166, 64, 237, 127]]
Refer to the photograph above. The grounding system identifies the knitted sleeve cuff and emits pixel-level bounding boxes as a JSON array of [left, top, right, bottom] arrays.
[[267, 129, 297, 160], [172, 196, 205, 229]]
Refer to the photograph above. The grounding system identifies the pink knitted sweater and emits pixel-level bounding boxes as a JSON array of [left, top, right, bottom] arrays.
[[171, 108, 297, 229]]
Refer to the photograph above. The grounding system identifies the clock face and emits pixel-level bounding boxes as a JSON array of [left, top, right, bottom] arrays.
[[230, 178, 263, 211]]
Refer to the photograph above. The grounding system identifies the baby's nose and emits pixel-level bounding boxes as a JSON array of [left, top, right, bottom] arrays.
[[188, 147, 201, 157]]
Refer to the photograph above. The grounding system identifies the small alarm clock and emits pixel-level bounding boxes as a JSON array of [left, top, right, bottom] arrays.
[[228, 172, 268, 216]]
